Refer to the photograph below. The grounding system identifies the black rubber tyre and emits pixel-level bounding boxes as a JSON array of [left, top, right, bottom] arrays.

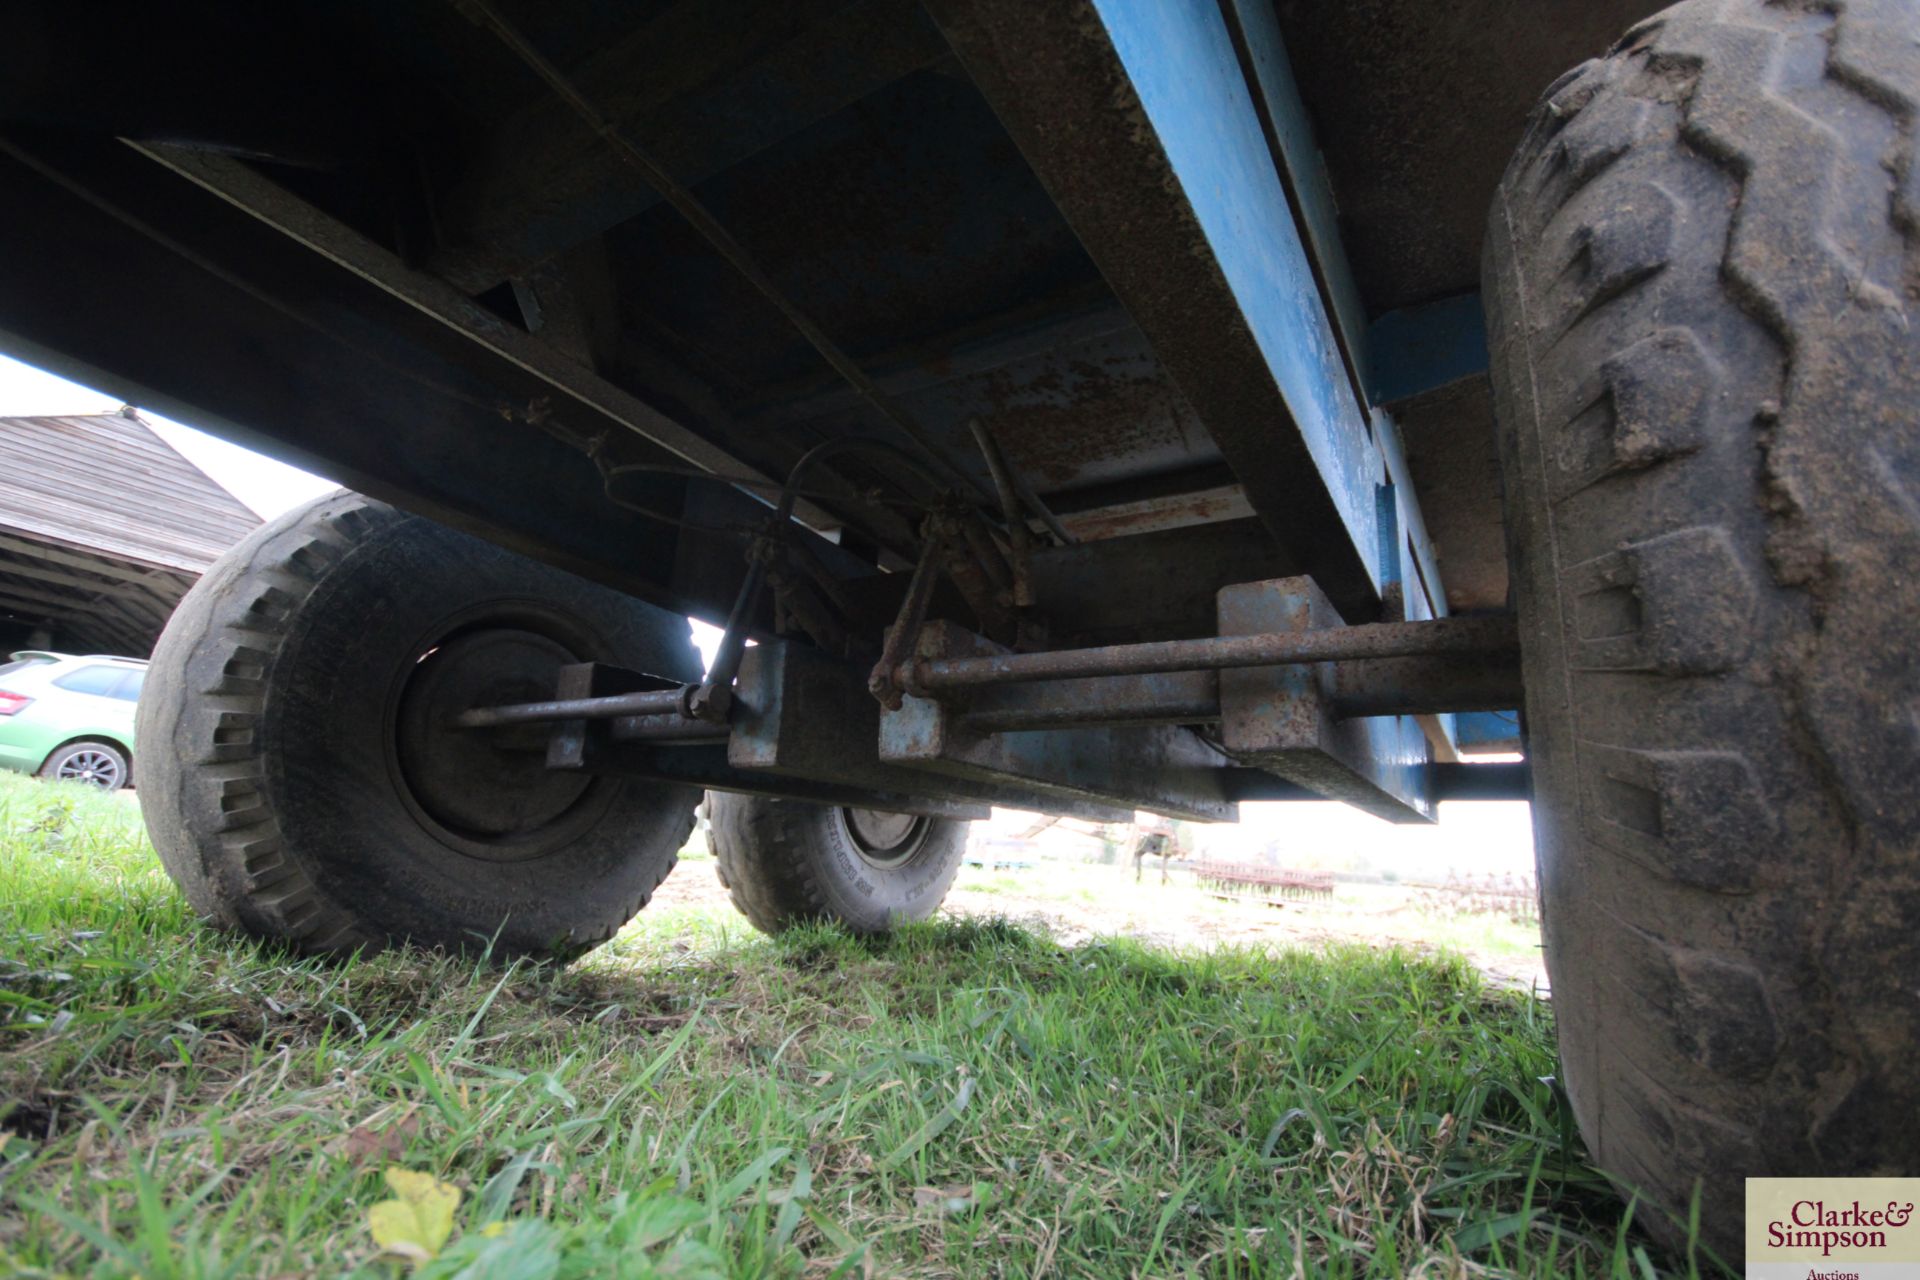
[[40, 740, 130, 790], [708, 793, 967, 934], [1485, 0, 1920, 1257], [135, 491, 702, 960]]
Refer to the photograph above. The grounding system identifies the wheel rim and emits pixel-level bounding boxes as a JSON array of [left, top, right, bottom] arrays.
[[56, 748, 122, 788], [388, 620, 617, 862], [842, 807, 929, 869]]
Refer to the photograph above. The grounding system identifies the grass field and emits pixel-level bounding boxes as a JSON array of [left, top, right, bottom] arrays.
[[934, 863, 1549, 992], [0, 774, 1722, 1277]]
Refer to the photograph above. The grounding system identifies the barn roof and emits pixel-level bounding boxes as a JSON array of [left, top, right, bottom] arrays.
[[0, 411, 263, 655], [0, 411, 259, 571]]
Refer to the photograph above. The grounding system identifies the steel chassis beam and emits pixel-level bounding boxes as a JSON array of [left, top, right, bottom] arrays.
[[928, 0, 1390, 619], [0, 131, 878, 627]]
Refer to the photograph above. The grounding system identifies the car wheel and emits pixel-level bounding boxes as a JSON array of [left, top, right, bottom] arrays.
[[39, 740, 129, 790]]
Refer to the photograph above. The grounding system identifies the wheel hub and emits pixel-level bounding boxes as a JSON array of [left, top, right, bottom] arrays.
[[58, 750, 120, 788], [843, 807, 927, 868], [393, 627, 603, 857]]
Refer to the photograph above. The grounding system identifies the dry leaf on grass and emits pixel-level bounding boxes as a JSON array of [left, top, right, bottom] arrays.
[[344, 1112, 420, 1165]]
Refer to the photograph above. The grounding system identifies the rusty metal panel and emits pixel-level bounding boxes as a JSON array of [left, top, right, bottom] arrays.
[[878, 621, 1237, 822], [1216, 576, 1434, 823]]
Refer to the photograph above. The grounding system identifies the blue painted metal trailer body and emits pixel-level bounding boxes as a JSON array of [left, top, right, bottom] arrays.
[[1090, 0, 1388, 597], [1076, 0, 1516, 791]]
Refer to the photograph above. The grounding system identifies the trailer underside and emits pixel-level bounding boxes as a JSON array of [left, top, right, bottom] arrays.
[[0, 0, 1662, 821]]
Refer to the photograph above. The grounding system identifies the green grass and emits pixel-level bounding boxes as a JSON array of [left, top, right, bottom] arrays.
[[0, 773, 1722, 1277]]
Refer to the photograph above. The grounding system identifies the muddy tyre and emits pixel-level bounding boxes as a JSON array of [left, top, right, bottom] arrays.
[[708, 793, 967, 934], [1484, 0, 1920, 1256], [136, 491, 702, 960]]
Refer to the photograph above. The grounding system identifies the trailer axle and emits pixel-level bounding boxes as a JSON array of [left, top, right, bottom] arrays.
[[454, 612, 1519, 732], [893, 613, 1516, 693]]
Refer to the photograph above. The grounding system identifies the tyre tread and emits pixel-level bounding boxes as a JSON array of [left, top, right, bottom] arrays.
[[709, 795, 964, 935], [1486, 0, 1920, 1253], [138, 490, 697, 958]]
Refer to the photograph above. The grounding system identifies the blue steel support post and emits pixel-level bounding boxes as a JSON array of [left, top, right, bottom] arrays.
[[1374, 408, 1469, 760], [1455, 711, 1524, 756]]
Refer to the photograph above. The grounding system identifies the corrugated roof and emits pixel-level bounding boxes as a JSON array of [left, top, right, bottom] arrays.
[[0, 412, 262, 655], [0, 412, 260, 573]]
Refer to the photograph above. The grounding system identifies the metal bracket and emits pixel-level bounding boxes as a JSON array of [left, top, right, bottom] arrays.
[[1216, 576, 1435, 823], [879, 621, 1238, 822], [729, 640, 1113, 821], [545, 661, 988, 820]]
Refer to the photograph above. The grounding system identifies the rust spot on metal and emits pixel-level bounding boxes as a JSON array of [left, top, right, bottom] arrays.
[[1058, 484, 1254, 541], [979, 352, 1201, 489]]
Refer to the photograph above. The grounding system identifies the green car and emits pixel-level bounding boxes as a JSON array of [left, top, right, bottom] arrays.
[[0, 651, 145, 789]]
